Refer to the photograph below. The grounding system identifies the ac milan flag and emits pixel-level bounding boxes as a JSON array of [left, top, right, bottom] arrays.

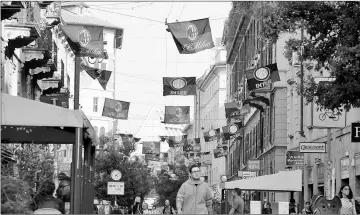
[[167, 135, 188, 147], [102, 98, 130, 120], [163, 77, 196, 96], [142, 141, 160, 154], [203, 128, 221, 142], [80, 63, 112, 90], [183, 138, 201, 152], [246, 63, 281, 91], [222, 122, 243, 141], [145, 154, 160, 161], [224, 102, 243, 119], [166, 18, 215, 54], [60, 24, 106, 58], [164, 106, 190, 124]]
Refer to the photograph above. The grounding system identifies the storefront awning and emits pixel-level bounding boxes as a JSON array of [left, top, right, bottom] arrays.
[[224, 170, 302, 192], [1, 93, 98, 145]]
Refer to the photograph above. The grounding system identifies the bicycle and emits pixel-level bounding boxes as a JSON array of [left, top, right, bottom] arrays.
[[319, 111, 339, 121]]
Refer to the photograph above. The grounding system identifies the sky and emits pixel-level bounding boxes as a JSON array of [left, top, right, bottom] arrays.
[[86, 2, 232, 135]]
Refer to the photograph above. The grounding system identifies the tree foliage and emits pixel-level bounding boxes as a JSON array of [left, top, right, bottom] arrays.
[[154, 164, 189, 208], [94, 136, 155, 207]]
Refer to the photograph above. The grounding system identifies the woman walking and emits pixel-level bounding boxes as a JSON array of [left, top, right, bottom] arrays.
[[339, 185, 357, 214], [130, 196, 143, 214]]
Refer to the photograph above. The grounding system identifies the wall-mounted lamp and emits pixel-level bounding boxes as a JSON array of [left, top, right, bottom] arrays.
[[288, 134, 294, 139]]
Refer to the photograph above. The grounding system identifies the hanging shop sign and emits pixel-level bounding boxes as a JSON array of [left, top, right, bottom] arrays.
[[107, 182, 124, 195], [247, 159, 261, 171], [286, 151, 304, 166], [299, 142, 326, 153], [352, 123, 360, 143], [340, 157, 350, 179]]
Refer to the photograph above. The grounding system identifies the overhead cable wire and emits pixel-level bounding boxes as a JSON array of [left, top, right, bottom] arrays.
[[178, 3, 185, 21], [93, 2, 154, 10]]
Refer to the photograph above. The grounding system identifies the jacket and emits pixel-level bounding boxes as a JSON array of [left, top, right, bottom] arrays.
[[176, 178, 213, 214]]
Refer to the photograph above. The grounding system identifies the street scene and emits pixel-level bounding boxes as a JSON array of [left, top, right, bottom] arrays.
[[2, 1, 360, 214]]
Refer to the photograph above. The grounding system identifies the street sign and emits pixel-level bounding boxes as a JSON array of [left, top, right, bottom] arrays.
[[238, 171, 257, 179], [107, 182, 124, 195], [352, 123, 360, 142], [247, 159, 261, 171], [299, 142, 327, 153], [286, 151, 304, 166]]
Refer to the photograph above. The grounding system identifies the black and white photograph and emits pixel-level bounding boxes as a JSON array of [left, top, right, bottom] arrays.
[[2, 1, 360, 214]]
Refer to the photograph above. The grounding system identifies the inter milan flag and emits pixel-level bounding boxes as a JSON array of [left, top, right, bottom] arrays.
[[60, 24, 106, 58], [102, 98, 130, 120], [142, 141, 160, 154], [164, 106, 190, 124], [163, 77, 196, 96], [246, 63, 280, 91], [222, 122, 243, 141], [166, 18, 214, 54], [167, 135, 188, 147], [80, 63, 112, 90], [213, 146, 228, 158], [203, 128, 221, 142]]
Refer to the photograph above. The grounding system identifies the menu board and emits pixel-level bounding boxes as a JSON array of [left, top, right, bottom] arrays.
[[250, 201, 262, 214], [278, 202, 289, 214]]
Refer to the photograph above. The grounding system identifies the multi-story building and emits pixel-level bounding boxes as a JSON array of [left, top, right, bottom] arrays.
[[193, 46, 227, 186], [223, 12, 290, 209]]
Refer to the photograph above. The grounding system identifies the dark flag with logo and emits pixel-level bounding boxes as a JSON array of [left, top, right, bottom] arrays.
[[145, 154, 160, 162], [246, 63, 280, 91], [213, 146, 228, 158], [167, 135, 188, 147], [225, 102, 243, 119], [166, 18, 214, 54], [203, 128, 221, 142], [222, 122, 243, 141], [60, 24, 106, 58], [80, 63, 112, 90], [183, 138, 201, 152], [142, 141, 161, 154], [163, 77, 196, 96], [164, 106, 190, 124], [102, 98, 130, 120]]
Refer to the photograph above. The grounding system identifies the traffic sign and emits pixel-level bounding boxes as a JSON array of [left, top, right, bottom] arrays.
[[299, 142, 326, 153], [107, 182, 124, 195]]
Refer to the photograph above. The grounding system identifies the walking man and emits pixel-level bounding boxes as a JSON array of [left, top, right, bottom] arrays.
[[229, 188, 244, 214], [176, 164, 213, 214]]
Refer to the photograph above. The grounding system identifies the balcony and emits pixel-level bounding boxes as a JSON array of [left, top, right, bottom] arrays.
[[1, 1, 24, 21], [44, 2, 61, 26], [3, 2, 42, 58]]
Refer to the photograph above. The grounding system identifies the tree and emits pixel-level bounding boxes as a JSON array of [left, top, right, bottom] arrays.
[[154, 164, 189, 208], [94, 135, 155, 207]]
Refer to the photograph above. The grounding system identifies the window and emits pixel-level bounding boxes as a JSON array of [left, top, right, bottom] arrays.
[[115, 29, 124, 49], [93, 97, 98, 112]]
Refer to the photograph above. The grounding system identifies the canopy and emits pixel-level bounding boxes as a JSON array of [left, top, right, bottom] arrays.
[[224, 170, 302, 192], [1, 93, 98, 145]]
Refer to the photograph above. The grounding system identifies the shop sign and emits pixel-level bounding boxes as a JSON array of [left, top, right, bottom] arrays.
[[239, 171, 257, 179], [352, 123, 360, 142], [107, 182, 124, 195], [341, 157, 350, 179], [247, 159, 261, 171], [355, 154, 360, 176], [40, 94, 69, 108], [299, 142, 326, 153], [286, 151, 304, 166]]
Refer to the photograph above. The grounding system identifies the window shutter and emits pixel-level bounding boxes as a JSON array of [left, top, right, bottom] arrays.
[[114, 29, 124, 49]]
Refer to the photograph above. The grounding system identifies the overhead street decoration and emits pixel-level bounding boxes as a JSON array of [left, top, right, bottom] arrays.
[[166, 18, 214, 54], [164, 106, 190, 124], [163, 77, 196, 96], [102, 98, 130, 120], [286, 151, 304, 166], [246, 63, 280, 91]]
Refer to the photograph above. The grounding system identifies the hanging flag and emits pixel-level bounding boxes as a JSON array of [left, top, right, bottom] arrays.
[[80, 63, 112, 90], [203, 128, 221, 142], [222, 122, 243, 140], [213, 146, 228, 158], [166, 18, 214, 54], [225, 102, 249, 119], [163, 77, 196, 96], [246, 63, 281, 91], [142, 141, 160, 154], [164, 106, 190, 124], [60, 24, 106, 58], [102, 98, 130, 120], [145, 154, 160, 161], [167, 135, 188, 147], [183, 138, 201, 152]]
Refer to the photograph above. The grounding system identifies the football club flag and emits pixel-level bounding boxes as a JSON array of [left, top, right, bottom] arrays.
[[163, 77, 196, 96], [225, 102, 249, 119], [166, 18, 215, 54], [246, 63, 280, 91], [102, 98, 130, 120], [145, 154, 160, 161], [164, 106, 190, 124], [213, 146, 228, 158], [222, 122, 243, 140], [203, 128, 220, 142], [60, 24, 106, 58], [142, 142, 160, 154], [167, 135, 188, 147], [80, 63, 112, 90]]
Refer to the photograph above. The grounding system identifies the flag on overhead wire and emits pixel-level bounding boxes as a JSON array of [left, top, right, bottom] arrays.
[[80, 63, 111, 90], [60, 24, 106, 58], [102, 98, 130, 120], [166, 18, 214, 54], [167, 135, 188, 147], [246, 63, 280, 91], [164, 106, 190, 124], [222, 121, 243, 141], [163, 77, 196, 96]]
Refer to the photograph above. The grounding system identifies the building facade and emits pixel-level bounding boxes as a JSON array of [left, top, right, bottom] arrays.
[[224, 13, 290, 209], [193, 47, 227, 186]]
